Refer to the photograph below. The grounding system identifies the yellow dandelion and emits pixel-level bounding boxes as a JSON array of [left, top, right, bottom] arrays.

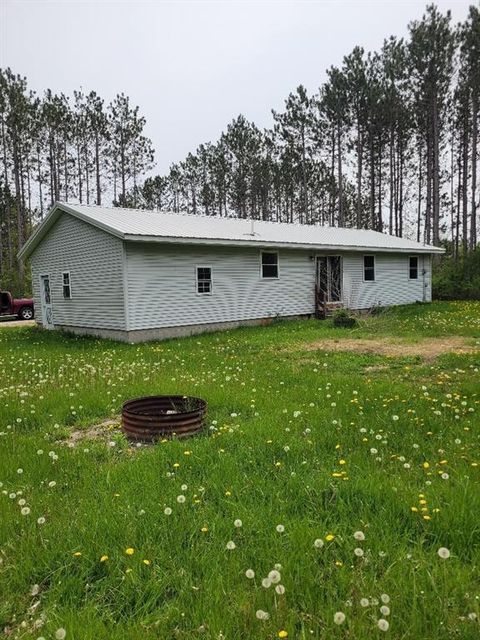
[[100, 555, 108, 562], [125, 547, 135, 555], [225, 490, 231, 496], [143, 559, 151, 565], [73, 551, 82, 557], [201, 526, 209, 533], [423, 462, 430, 469], [173, 463, 180, 468], [278, 631, 289, 639], [325, 533, 335, 541], [339, 459, 346, 465], [335, 560, 343, 567]]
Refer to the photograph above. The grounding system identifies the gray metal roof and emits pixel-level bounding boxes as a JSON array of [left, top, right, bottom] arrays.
[[19, 202, 445, 259]]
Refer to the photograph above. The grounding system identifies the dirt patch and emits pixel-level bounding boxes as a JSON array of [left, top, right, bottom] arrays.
[[295, 336, 479, 362], [0, 319, 36, 328], [64, 418, 122, 446]]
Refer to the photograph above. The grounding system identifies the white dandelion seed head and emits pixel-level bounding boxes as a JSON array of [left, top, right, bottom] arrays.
[[353, 530, 365, 541], [255, 609, 269, 621], [181, 484, 188, 491], [381, 594, 390, 604], [55, 629, 67, 640], [377, 619, 389, 631], [261, 577, 272, 589], [245, 569, 255, 579], [441, 473, 449, 480], [268, 570, 281, 584], [314, 538, 324, 549], [31, 584, 40, 596], [226, 540, 236, 550], [360, 598, 369, 607], [354, 547, 364, 557], [234, 519, 243, 528], [164, 507, 172, 516], [37, 516, 46, 525], [437, 547, 450, 559], [276, 524, 285, 533], [274, 563, 282, 571], [380, 605, 390, 616], [21, 506, 31, 516], [176, 495, 186, 504], [275, 584, 285, 595], [18, 498, 26, 506], [333, 612, 346, 625]]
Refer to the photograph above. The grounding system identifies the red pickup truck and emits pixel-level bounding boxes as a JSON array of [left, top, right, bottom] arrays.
[[0, 290, 35, 320]]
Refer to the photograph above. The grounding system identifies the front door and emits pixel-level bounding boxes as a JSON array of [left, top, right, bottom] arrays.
[[316, 256, 342, 304], [40, 275, 54, 329]]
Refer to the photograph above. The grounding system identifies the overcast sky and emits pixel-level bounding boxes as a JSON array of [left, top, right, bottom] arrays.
[[1, 0, 473, 174]]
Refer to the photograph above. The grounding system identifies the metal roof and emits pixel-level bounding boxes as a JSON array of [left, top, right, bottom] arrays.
[[18, 202, 445, 259]]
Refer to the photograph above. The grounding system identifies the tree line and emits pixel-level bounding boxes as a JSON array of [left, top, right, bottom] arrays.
[[131, 4, 478, 251], [0, 73, 154, 292], [0, 3, 479, 296]]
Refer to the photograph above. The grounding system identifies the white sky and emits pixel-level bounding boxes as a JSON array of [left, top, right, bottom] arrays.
[[1, 0, 473, 174]]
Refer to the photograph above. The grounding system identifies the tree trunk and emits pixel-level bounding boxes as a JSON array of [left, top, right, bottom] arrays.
[[471, 92, 478, 250]]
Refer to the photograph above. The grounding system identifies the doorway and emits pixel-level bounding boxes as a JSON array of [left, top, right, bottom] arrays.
[[316, 256, 342, 306], [40, 275, 54, 329]]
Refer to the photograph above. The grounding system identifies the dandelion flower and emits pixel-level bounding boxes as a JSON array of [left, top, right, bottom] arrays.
[[21, 507, 31, 516], [314, 538, 324, 549], [73, 552, 82, 557], [354, 548, 364, 557], [55, 629, 67, 640], [181, 484, 188, 491], [377, 619, 389, 631], [164, 507, 172, 516], [276, 524, 285, 533], [100, 555, 108, 562], [437, 547, 450, 559], [360, 598, 369, 607], [255, 609, 269, 620], [278, 631, 288, 638], [325, 533, 335, 542], [234, 519, 243, 528], [380, 605, 390, 616], [381, 594, 390, 604], [142, 559, 151, 565], [226, 540, 236, 550], [262, 577, 272, 588], [125, 548, 135, 556], [176, 495, 186, 504], [37, 516, 46, 525], [353, 531, 365, 541], [275, 584, 286, 594], [245, 569, 255, 579], [333, 612, 346, 625], [268, 569, 281, 584]]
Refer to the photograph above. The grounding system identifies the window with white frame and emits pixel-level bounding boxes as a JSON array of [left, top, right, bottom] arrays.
[[409, 256, 419, 279], [62, 272, 72, 299], [363, 255, 375, 281], [261, 251, 279, 279], [196, 266, 212, 294]]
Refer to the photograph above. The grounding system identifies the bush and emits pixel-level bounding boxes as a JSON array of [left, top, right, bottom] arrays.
[[432, 247, 480, 300], [332, 309, 357, 328]]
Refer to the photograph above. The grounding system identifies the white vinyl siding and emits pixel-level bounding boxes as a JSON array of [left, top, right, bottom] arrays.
[[342, 253, 430, 309], [30, 213, 126, 330], [125, 243, 315, 331]]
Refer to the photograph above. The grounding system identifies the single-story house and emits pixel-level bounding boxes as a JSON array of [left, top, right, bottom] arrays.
[[18, 202, 444, 343]]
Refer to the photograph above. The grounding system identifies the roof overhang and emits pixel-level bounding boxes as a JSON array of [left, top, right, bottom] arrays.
[[18, 202, 446, 259]]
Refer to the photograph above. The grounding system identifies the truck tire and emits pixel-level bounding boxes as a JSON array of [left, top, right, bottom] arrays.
[[18, 306, 34, 321]]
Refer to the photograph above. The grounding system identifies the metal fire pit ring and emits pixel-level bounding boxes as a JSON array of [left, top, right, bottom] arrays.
[[122, 395, 207, 441]]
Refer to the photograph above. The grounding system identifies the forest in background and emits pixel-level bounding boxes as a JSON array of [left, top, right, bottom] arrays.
[[1, 3, 479, 296]]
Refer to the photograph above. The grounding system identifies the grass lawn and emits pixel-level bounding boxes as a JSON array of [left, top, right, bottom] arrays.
[[0, 301, 479, 639]]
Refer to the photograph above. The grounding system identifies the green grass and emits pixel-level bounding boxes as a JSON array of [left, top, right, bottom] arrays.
[[0, 301, 479, 639]]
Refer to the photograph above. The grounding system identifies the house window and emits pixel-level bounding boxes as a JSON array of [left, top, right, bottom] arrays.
[[62, 272, 71, 299], [196, 266, 212, 294], [409, 256, 419, 280], [261, 251, 279, 279], [363, 255, 375, 281]]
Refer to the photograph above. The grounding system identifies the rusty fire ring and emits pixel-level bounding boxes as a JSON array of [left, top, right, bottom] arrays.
[[122, 395, 207, 441]]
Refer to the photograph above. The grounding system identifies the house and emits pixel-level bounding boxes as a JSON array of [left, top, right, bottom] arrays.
[[18, 202, 444, 343]]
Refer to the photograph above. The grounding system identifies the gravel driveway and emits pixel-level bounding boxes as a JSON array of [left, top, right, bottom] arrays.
[[0, 319, 36, 328]]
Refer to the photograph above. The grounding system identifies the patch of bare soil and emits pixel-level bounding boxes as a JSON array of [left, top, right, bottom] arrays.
[[296, 336, 479, 362], [64, 418, 122, 445]]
